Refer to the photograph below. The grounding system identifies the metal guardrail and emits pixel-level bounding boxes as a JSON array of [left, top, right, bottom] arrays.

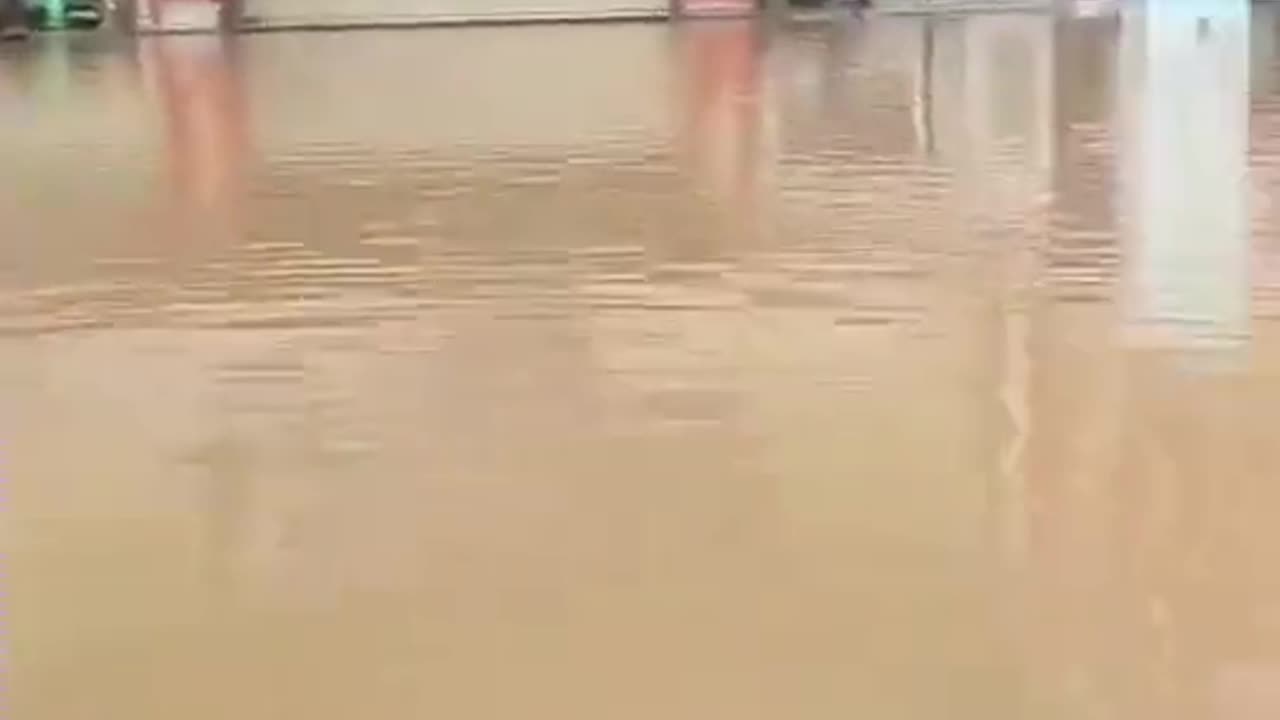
[[873, 0, 1054, 13]]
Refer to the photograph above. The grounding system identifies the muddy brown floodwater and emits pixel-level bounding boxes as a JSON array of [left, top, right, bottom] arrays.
[[5, 6, 1280, 718]]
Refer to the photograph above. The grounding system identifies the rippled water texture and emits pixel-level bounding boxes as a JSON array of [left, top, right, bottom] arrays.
[[5, 7, 1280, 718]]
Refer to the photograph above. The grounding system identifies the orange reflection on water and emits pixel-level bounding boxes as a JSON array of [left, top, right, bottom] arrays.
[[143, 35, 250, 226], [675, 19, 764, 213]]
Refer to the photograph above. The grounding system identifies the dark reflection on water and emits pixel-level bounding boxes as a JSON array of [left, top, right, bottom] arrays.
[[5, 7, 1280, 718]]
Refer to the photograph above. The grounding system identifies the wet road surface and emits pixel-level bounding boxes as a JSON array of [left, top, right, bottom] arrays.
[[5, 7, 1280, 718]]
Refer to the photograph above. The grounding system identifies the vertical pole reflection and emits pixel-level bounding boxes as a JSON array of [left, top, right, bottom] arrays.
[[1122, 0, 1251, 353], [674, 19, 763, 220], [914, 17, 936, 156], [0, 434, 7, 718], [142, 34, 250, 246]]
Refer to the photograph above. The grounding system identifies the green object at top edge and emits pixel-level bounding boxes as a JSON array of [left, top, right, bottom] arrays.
[[43, 0, 66, 28]]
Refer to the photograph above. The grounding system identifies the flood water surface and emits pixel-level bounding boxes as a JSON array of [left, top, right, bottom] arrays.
[[5, 8, 1280, 718]]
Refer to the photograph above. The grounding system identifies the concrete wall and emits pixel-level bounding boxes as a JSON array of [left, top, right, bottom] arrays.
[[874, 0, 1054, 12], [239, 0, 669, 29]]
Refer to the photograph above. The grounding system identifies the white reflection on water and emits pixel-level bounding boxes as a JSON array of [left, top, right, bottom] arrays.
[[1122, 0, 1251, 351]]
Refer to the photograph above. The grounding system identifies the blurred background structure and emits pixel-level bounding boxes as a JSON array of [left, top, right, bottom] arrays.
[[6, 0, 1076, 34]]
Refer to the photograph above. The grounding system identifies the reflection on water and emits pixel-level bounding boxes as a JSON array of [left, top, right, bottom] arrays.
[[4, 9, 1280, 719], [1122, 0, 1251, 352]]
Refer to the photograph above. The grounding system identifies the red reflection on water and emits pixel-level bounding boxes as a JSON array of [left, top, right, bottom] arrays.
[[675, 20, 763, 214], [142, 35, 251, 238]]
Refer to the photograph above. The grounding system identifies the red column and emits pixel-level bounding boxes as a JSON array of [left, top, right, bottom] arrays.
[[677, 19, 762, 211]]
